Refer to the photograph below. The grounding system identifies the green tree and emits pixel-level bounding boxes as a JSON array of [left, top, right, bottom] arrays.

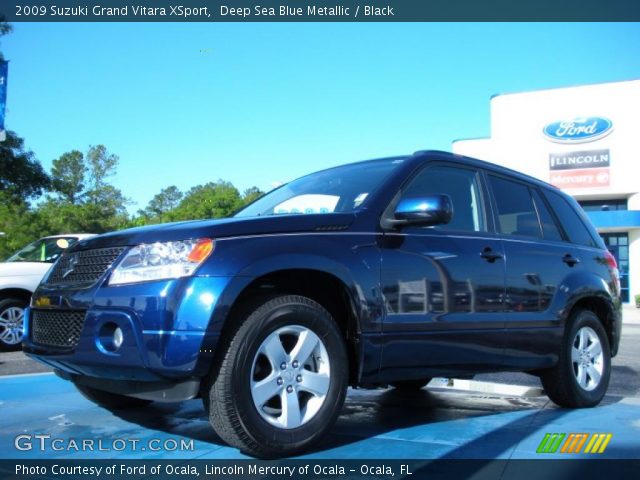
[[140, 185, 183, 223], [0, 131, 50, 201], [0, 192, 41, 259], [172, 180, 242, 221], [51, 150, 86, 204], [85, 145, 120, 204], [242, 186, 264, 205], [37, 145, 129, 234]]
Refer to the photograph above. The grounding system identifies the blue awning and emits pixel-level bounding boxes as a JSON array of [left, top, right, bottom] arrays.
[[586, 210, 640, 229]]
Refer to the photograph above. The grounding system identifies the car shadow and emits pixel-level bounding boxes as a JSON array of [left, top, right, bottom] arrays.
[[112, 385, 577, 459], [610, 365, 640, 397]]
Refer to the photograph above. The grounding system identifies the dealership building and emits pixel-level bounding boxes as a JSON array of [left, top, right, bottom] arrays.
[[453, 79, 640, 304]]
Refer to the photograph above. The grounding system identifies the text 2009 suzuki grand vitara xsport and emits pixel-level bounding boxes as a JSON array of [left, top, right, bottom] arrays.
[[24, 151, 621, 457]]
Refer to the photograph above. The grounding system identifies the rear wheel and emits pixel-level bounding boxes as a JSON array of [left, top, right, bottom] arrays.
[[541, 309, 611, 408], [74, 383, 152, 409], [0, 298, 27, 351], [206, 295, 348, 458], [390, 378, 431, 390]]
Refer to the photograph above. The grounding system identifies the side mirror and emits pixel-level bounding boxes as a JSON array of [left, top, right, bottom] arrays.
[[393, 194, 453, 226]]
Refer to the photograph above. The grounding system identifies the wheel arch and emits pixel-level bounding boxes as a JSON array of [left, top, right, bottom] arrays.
[[216, 267, 364, 385], [0, 288, 33, 305], [565, 294, 619, 356]]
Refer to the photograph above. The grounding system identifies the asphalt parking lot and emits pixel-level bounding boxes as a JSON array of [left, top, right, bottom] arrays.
[[1, 307, 638, 460]]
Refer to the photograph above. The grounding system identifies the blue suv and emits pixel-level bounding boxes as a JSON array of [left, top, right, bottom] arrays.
[[24, 151, 622, 457]]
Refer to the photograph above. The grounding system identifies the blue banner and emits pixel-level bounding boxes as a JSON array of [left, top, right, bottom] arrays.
[[0, 60, 7, 138]]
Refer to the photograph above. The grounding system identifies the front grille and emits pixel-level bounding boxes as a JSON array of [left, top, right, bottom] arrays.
[[31, 309, 86, 349], [46, 247, 127, 286]]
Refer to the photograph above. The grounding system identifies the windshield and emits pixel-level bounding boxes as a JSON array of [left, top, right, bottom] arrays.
[[6, 237, 79, 263], [235, 158, 405, 218]]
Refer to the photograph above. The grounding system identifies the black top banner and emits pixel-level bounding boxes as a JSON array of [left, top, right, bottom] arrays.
[[1, 0, 639, 22]]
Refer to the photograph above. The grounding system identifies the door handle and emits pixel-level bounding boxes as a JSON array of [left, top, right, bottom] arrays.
[[480, 247, 503, 263], [563, 254, 580, 267]]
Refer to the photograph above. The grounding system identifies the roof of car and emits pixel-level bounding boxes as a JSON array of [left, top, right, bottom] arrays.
[[413, 150, 559, 191]]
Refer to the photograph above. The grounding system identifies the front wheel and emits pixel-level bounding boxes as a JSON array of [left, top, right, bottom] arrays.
[[541, 309, 611, 408], [207, 295, 348, 458], [0, 298, 27, 351]]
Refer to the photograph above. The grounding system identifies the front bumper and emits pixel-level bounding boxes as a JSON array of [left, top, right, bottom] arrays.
[[23, 275, 233, 383]]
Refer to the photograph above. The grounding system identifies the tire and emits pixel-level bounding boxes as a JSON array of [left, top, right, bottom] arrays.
[[74, 383, 152, 409], [541, 309, 611, 408], [390, 378, 432, 390], [0, 298, 28, 351], [206, 295, 348, 458]]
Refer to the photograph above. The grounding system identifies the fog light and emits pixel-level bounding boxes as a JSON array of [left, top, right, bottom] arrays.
[[113, 327, 124, 349], [97, 322, 124, 353]]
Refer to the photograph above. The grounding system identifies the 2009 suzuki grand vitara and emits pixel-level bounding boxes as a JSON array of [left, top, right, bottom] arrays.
[[24, 151, 621, 457]]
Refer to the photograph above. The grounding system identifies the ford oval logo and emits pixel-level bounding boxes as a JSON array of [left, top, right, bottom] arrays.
[[542, 117, 613, 144]]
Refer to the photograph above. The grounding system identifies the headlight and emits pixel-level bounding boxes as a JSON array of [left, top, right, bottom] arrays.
[[109, 238, 214, 285]]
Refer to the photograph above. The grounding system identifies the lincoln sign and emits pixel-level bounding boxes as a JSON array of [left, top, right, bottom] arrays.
[[549, 149, 610, 170], [549, 149, 610, 188]]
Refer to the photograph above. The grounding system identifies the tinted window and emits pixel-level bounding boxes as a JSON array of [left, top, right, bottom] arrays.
[[489, 175, 541, 238], [401, 165, 485, 232], [531, 189, 563, 242], [544, 189, 597, 247]]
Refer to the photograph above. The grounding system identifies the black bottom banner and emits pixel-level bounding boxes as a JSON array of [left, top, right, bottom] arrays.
[[2, 459, 640, 480]]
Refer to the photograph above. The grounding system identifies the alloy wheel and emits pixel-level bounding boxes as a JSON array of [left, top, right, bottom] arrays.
[[0, 306, 25, 346], [250, 325, 331, 429], [571, 326, 604, 391]]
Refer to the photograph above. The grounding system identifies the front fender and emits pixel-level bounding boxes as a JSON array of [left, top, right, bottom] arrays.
[[194, 234, 384, 377], [203, 253, 380, 337]]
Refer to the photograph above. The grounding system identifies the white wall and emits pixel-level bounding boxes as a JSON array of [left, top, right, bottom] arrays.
[[453, 79, 640, 200]]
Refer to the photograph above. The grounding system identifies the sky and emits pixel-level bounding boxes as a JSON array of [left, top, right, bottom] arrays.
[[3, 22, 640, 212]]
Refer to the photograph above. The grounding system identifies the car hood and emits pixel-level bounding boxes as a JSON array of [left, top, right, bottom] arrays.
[[0, 262, 52, 277], [72, 213, 358, 250]]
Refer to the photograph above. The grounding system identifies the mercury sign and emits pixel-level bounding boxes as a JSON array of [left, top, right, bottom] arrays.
[[549, 149, 611, 189], [542, 117, 613, 144]]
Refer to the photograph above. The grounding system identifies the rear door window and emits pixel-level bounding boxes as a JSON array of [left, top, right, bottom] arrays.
[[531, 189, 564, 242], [488, 175, 542, 239], [543, 189, 597, 247]]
